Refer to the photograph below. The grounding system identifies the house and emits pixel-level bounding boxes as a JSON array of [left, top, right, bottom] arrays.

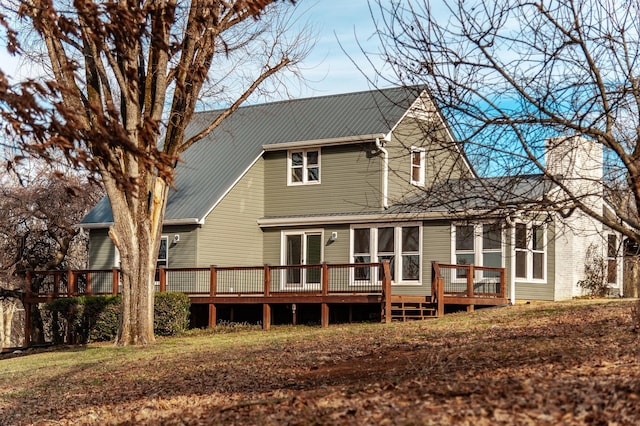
[[80, 86, 623, 316]]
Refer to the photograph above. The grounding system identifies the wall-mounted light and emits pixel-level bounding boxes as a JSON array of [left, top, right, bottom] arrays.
[[329, 232, 338, 242], [173, 234, 180, 244]]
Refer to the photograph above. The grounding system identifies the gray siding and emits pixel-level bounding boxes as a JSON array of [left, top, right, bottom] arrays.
[[89, 229, 115, 270], [264, 144, 382, 217], [88, 225, 197, 270], [197, 159, 265, 267], [163, 225, 198, 268], [262, 225, 350, 266], [386, 117, 470, 204]]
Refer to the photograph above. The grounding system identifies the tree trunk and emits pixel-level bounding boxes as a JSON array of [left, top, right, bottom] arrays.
[[109, 178, 169, 346], [0, 300, 16, 349]]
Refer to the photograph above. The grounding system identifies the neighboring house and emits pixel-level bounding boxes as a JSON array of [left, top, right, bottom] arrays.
[[80, 86, 623, 303]]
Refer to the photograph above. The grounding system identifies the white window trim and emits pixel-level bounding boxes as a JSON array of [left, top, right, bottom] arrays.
[[350, 223, 422, 286], [158, 235, 169, 268], [279, 229, 325, 290], [451, 223, 505, 281], [513, 222, 547, 283], [410, 146, 426, 186], [287, 148, 321, 186], [279, 229, 325, 265]]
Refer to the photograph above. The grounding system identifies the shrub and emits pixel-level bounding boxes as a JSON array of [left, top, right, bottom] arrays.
[[154, 292, 191, 336], [45, 292, 190, 343], [84, 295, 121, 342], [577, 243, 610, 297]]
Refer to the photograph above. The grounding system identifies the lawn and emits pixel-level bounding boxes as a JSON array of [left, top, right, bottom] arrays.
[[1, 299, 639, 425]]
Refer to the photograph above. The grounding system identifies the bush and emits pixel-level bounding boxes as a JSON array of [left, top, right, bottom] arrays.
[[154, 292, 191, 336], [577, 243, 610, 297], [44, 292, 190, 343]]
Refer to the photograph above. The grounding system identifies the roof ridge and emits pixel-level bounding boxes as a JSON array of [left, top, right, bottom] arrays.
[[192, 85, 416, 116]]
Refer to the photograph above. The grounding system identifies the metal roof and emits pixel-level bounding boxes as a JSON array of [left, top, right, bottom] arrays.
[[81, 86, 422, 226]]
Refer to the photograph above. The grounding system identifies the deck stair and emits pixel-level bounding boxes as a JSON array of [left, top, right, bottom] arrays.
[[389, 299, 438, 321]]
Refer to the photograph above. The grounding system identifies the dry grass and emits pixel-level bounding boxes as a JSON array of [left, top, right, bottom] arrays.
[[1, 299, 638, 425]]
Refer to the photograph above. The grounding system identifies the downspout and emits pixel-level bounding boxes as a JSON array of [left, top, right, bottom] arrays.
[[376, 137, 389, 209], [505, 214, 516, 305]]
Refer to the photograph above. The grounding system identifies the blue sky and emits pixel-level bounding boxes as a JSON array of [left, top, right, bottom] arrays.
[[289, 0, 392, 97], [0, 0, 388, 99]]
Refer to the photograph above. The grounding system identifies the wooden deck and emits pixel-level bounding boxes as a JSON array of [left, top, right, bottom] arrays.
[[21, 262, 508, 344]]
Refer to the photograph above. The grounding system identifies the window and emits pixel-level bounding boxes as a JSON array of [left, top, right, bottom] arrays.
[[155, 236, 168, 282], [607, 234, 618, 285], [515, 223, 546, 281], [157, 236, 168, 269], [288, 149, 320, 185], [410, 147, 425, 186], [351, 224, 421, 284], [353, 228, 371, 280], [453, 223, 503, 278]]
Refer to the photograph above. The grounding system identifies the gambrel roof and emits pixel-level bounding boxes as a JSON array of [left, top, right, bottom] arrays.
[[81, 86, 433, 227]]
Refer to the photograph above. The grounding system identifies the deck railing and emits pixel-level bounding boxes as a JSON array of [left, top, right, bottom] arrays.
[[432, 262, 507, 316], [27, 262, 387, 298]]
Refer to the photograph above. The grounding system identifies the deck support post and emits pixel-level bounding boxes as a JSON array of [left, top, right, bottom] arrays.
[[262, 304, 271, 331], [382, 261, 392, 324], [321, 263, 330, 327], [263, 265, 271, 330], [208, 265, 217, 328], [208, 304, 217, 328], [437, 278, 445, 318], [321, 303, 329, 328]]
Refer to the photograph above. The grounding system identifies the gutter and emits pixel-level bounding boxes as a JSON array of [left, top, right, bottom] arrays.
[[262, 133, 386, 151], [258, 211, 472, 228], [77, 217, 202, 229]]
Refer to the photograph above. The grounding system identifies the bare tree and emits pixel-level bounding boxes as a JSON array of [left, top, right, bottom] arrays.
[[0, 164, 101, 348], [367, 0, 640, 241], [0, 0, 309, 345]]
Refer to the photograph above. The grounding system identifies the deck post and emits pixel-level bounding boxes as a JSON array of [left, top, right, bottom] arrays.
[[263, 265, 271, 331], [67, 270, 76, 296], [264, 265, 270, 296], [262, 304, 271, 331], [466, 265, 475, 312], [321, 263, 329, 295], [321, 303, 329, 328], [437, 277, 445, 317], [86, 271, 92, 295], [159, 267, 166, 292], [499, 268, 507, 299], [321, 263, 329, 327], [111, 268, 119, 295], [210, 265, 217, 296], [382, 261, 392, 324], [54, 272, 61, 298], [209, 265, 217, 329], [208, 304, 217, 328]]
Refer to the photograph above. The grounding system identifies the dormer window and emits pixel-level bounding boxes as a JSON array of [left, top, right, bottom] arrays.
[[288, 149, 320, 185], [410, 147, 425, 186]]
